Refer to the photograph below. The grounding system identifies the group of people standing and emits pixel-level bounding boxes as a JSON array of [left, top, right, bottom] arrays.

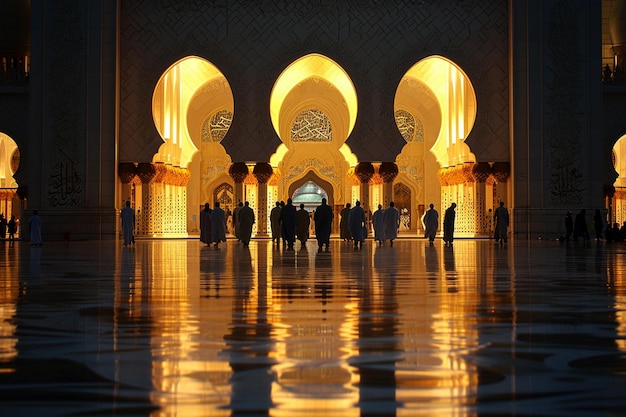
[[0, 213, 19, 245], [421, 202, 460, 247], [270, 198, 334, 251], [202, 201, 256, 248], [371, 202, 401, 247]]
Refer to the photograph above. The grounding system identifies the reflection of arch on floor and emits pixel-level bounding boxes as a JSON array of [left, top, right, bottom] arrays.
[[287, 170, 335, 207]]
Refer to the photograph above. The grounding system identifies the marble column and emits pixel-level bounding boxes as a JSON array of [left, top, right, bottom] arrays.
[[253, 163, 273, 237]]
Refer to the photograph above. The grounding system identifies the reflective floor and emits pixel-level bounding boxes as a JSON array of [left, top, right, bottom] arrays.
[[1, 237, 626, 416]]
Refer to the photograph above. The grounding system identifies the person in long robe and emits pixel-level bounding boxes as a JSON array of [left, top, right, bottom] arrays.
[[29, 210, 43, 246], [443, 203, 457, 247], [348, 201, 366, 249], [383, 201, 400, 246], [296, 203, 310, 246], [314, 197, 334, 251], [270, 202, 282, 245], [199, 203, 212, 245], [573, 209, 589, 241], [210, 202, 227, 247], [339, 203, 352, 241], [493, 201, 509, 244], [372, 204, 386, 246], [120, 202, 134, 247], [423, 203, 439, 243], [233, 201, 243, 241], [280, 198, 297, 250], [238, 201, 255, 247]]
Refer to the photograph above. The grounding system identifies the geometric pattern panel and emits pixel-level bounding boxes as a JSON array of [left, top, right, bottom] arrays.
[[119, 0, 508, 164]]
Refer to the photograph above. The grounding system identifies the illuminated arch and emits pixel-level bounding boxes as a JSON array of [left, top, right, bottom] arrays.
[[152, 56, 233, 168], [270, 53, 358, 150], [0, 132, 19, 188], [395, 55, 477, 167]]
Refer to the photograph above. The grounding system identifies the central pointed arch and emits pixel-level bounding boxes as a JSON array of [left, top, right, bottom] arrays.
[[288, 170, 335, 208]]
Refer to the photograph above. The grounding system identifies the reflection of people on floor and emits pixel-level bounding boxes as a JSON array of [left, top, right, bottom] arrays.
[[372, 204, 386, 245], [443, 203, 456, 247]]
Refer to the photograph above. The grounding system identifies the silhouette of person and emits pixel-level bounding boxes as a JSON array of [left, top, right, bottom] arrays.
[[280, 198, 297, 250], [296, 203, 310, 246], [383, 201, 400, 246], [372, 204, 386, 245], [494, 201, 510, 244], [593, 209, 604, 240], [200, 203, 212, 245], [313, 197, 333, 251], [210, 202, 227, 248], [443, 203, 456, 247], [423, 203, 439, 243], [238, 201, 255, 247], [120, 201, 135, 247], [573, 209, 589, 241], [564, 212, 573, 241], [270, 202, 282, 244], [29, 210, 43, 246], [348, 201, 366, 249], [339, 203, 352, 241]]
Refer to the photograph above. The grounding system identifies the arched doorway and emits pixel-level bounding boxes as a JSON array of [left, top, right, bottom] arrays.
[[394, 55, 484, 236], [0, 132, 20, 236]]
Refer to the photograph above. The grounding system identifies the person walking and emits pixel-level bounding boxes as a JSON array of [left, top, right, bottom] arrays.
[[0, 214, 6, 240], [280, 198, 297, 250], [7, 215, 17, 247], [199, 203, 212, 245], [348, 200, 366, 249], [423, 203, 439, 243], [210, 202, 227, 248], [296, 203, 310, 247], [120, 201, 135, 247], [443, 203, 456, 247], [339, 203, 352, 241], [383, 201, 400, 246], [593, 209, 604, 240], [494, 201, 510, 245], [233, 201, 243, 241], [314, 197, 334, 251], [238, 201, 255, 247], [270, 201, 282, 245], [573, 209, 589, 241], [372, 204, 386, 246], [564, 211, 573, 241]]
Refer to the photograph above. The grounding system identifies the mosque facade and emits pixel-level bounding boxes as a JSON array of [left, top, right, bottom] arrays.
[[0, 0, 624, 241]]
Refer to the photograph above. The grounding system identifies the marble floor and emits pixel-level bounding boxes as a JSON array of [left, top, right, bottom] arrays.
[[0, 236, 625, 416]]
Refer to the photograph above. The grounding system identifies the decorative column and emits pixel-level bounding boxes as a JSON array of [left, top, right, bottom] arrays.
[[118, 163, 137, 203], [379, 162, 398, 207], [229, 162, 248, 206], [136, 162, 156, 236], [355, 162, 375, 223], [472, 162, 492, 236], [253, 162, 273, 237]]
